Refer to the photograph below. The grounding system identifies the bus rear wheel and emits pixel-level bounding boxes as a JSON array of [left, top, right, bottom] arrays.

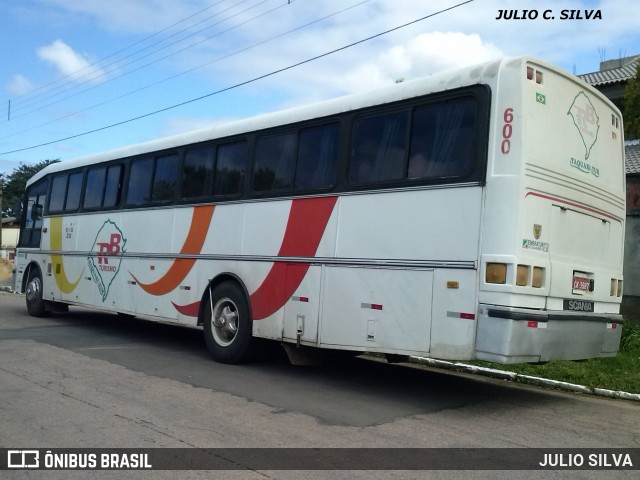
[[203, 281, 254, 364], [25, 268, 48, 317]]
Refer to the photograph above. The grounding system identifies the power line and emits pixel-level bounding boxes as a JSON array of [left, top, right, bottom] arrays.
[[4, 0, 244, 110], [7, 0, 272, 118], [0, 0, 475, 156], [0, 1, 369, 141]]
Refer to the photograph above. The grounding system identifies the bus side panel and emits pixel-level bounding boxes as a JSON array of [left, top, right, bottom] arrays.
[[283, 264, 322, 346], [320, 266, 433, 354], [429, 268, 478, 360], [334, 188, 483, 261]]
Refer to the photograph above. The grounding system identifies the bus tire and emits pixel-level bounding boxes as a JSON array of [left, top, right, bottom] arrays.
[[25, 267, 48, 317], [203, 281, 254, 364]]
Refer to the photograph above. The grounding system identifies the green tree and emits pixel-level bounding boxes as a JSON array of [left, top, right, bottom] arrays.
[[624, 64, 640, 140], [1, 159, 59, 217]]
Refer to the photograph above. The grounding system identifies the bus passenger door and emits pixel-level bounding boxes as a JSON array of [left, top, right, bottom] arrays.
[[20, 180, 48, 249], [282, 264, 322, 346]]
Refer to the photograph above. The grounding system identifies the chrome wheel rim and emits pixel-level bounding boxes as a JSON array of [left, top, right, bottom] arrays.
[[26, 276, 41, 304], [211, 297, 239, 346]]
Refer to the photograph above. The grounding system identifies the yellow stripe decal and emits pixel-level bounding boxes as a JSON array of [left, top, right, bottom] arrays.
[[50, 217, 82, 294]]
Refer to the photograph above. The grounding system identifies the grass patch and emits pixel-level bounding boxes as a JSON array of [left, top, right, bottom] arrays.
[[472, 322, 640, 394]]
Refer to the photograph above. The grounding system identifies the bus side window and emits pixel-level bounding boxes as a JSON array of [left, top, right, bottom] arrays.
[[65, 171, 83, 211], [295, 124, 339, 189], [182, 147, 214, 199], [408, 98, 476, 180], [349, 111, 407, 184], [103, 165, 123, 208], [151, 154, 179, 202], [84, 167, 107, 209], [84, 164, 122, 209], [49, 174, 68, 212], [127, 158, 153, 206], [253, 132, 296, 192], [214, 141, 247, 196]]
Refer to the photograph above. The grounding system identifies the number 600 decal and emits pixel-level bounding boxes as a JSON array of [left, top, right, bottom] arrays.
[[501, 107, 514, 154]]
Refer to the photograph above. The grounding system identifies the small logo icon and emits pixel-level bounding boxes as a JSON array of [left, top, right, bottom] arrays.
[[536, 92, 546, 104], [8, 450, 39, 468], [88, 220, 127, 302], [533, 224, 542, 240]]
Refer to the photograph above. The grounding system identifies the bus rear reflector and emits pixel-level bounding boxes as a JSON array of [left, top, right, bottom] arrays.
[[532, 267, 544, 288], [486, 263, 507, 284], [516, 265, 529, 286]]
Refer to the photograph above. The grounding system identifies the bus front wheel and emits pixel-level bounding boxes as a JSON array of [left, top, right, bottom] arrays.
[[203, 281, 254, 364], [25, 268, 48, 317]]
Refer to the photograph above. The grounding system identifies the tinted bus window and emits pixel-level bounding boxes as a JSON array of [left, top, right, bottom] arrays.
[[295, 124, 338, 189], [84, 165, 122, 209], [84, 167, 106, 209], [127, 158, 153, 205], [349, 111, 407, 184], [103, 165, 122, 208], [49, 174, 67, 212], [152, 154, 179, 202], [65, 171, 83, 211], [408, 98, 476, 179], [182, 148, 214, 199], [214, 141, 247, 196], [253, 132, 296, 192]]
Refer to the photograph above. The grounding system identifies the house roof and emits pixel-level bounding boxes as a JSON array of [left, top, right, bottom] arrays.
[[579, 60, 638, 87], [627, 142, 640, 175]]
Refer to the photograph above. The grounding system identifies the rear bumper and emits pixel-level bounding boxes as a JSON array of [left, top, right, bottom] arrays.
[[475, 305, 623, 364]]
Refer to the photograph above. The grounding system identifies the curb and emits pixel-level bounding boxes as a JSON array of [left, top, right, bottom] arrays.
[[410, 356, 640, 402]]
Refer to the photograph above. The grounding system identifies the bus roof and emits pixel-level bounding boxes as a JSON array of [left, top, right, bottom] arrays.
[[26, 56, 605, 187]]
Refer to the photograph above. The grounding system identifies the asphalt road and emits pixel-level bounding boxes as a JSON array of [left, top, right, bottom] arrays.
[[1, 291, 639, 479]]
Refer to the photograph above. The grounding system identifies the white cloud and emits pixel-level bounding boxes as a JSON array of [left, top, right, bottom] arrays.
[[37, 40, 106, 83], [338, 32, 504, 92], [7, 74, 36, 96]]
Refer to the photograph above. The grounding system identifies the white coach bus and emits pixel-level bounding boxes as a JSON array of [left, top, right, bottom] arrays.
[[14, 56, 625, 364]]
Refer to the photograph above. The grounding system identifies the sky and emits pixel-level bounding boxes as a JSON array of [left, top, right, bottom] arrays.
[[0, 0, 639, 174]]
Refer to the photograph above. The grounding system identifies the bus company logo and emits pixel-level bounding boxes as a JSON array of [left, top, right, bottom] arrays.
[[87, 220, 127, 302], [567, 91, 600, 177], [533, 224, 542, 240]]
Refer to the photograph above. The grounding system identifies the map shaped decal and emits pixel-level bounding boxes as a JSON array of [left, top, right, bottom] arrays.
[[567, 91, 600, 161], [87, 220, 127, 302]]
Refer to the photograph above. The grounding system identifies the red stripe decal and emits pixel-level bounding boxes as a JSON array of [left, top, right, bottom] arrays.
[[250, 196, 338, 320], [172, 301, 200, 317], [525, 192, 622, 223]]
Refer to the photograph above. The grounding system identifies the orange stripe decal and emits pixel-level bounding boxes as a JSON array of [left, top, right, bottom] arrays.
[[131, 205, 215, 296]]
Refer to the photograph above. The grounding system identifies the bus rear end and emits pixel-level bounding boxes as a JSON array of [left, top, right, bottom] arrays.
[[477, 57, 625, 363]]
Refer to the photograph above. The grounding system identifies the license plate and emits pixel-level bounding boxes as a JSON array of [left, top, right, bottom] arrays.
[[564, 299, 594, 312], [572, 276, 590, 291]]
